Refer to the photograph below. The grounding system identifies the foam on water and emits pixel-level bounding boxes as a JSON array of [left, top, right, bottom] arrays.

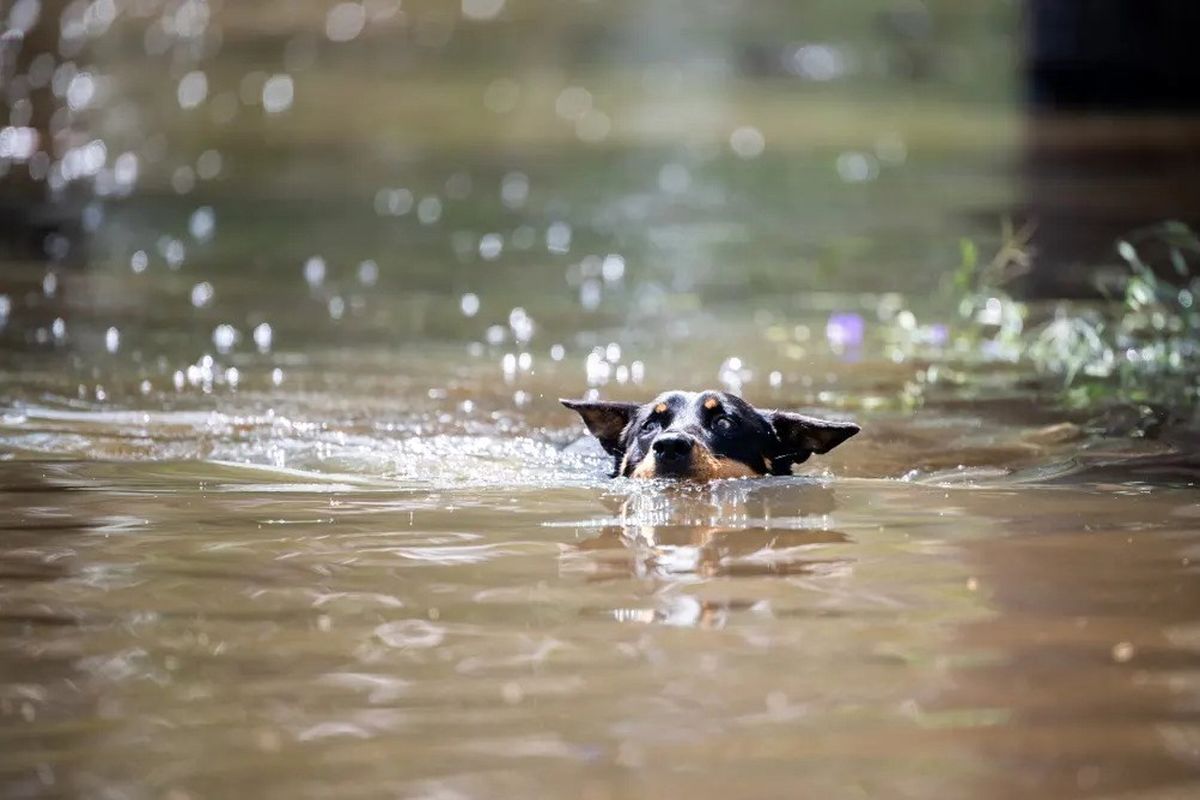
[[0, 404, 611, 491]]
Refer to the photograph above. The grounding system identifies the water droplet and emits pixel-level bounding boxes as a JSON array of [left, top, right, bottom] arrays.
[[253, 322, 273, 353], [479, 233, 503, 260], [189, 206, 215, 241], [177, 71, 208, 110], [325, 2, 366, 42], [601, 254, 625, 282], [580, 280, 601, 311], [328, 296, 346, 320], [196, 149, 222, 179], [417, 196, 442, 225], [103, 326, 119, 353], [546, 222, 572, 254], [460, 293, 480, 317], [836, 151, 878, 183], [66, 72, 95, 110], [0, 126, 38, 161], [509, 307, 534, 342], [162, 239, 185, 269], [585, 349, 610, 385], [172, 166, 196, 194], [357, 260, 378, 286], [190, 281, 214, 307], [213, 324, 238, 353], [550, 343, 565, 361], [374, 187, 413, 216], [7, 0, 42, 35], [730, 126, 765, 159], [113, 152, 139, 189], [786, 43, 848, 81], [262, 74, 294, 114], [555, 86, 592, 120], [500, 172, 528, 209], [304, 256, 326, 287], [130, 250, 148, 273], [462, 0, 505, 22]]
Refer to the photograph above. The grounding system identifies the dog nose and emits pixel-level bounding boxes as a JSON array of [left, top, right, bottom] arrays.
[[653, 433, 694, 463]]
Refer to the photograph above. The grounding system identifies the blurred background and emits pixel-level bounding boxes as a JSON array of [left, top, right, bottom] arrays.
[[2, 0, 1024, 367], [3, 0, 1200, 391], [3, 0, 1200, 396], [5, 3, 1200, 799]]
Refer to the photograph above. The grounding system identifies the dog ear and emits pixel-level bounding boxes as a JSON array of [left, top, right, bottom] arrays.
[[561, 399, 637, 456], [767, 411, 859, 458]]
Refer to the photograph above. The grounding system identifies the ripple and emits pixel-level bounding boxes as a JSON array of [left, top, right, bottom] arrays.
[[374, 619, 446, 649]]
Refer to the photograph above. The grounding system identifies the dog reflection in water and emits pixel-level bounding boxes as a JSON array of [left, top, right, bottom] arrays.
[[564, 480, 854, 628]]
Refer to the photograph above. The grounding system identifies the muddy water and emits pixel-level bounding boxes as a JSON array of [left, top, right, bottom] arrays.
[[4, 1, 1200, 798], [4, 331, 1200, 799]]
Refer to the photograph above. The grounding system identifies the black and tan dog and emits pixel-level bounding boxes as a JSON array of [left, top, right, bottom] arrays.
[[562, 390, 859, 479]]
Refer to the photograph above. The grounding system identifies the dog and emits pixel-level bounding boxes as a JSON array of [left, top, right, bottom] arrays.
[[562, 391, 859, 479]]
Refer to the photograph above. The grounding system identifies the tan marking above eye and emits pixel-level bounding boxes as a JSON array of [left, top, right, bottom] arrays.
[[654, 403, 668, 414], [703, 397, 719, 410]]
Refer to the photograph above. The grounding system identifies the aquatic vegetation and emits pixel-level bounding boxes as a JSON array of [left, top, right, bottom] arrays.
[[951, 221, 1200, 409]]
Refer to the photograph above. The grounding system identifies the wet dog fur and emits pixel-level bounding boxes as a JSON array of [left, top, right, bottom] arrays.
[[562, 391, 859, 480]]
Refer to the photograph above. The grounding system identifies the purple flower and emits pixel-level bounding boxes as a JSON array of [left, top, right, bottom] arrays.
[[826, 312, 865, 349]]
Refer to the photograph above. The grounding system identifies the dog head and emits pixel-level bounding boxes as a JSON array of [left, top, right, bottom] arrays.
[[562, 391, 859, 480]]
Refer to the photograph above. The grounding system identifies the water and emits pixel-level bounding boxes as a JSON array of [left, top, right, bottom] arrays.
[[5, 334, 1200, 798], [4, 1, 1200, 798]]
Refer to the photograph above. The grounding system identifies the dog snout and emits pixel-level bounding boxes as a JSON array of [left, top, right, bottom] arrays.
[[653, 433, 694, 464]]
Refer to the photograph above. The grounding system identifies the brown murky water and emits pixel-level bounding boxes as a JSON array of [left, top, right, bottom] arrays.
[[4, 1, 1200, 798], [4, 328, 1200, 799]]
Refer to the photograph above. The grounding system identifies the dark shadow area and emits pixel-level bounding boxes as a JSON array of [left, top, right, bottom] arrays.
[[1020, 0, 1200, 297]]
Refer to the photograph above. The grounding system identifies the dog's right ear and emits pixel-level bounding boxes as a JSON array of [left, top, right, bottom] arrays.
[[560, 399, 637, 456]]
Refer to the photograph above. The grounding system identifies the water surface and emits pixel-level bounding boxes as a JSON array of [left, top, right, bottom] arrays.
[[3, 2, 1200, 798]]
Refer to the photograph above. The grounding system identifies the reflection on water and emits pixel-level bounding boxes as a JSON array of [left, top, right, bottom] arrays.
[[3, 391, 1199, 798], [3, 0, 1200, 798]]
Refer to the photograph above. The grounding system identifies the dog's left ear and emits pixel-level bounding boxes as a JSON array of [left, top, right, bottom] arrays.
[[561, 399, 637, 456], [766, 411, 860, 458]]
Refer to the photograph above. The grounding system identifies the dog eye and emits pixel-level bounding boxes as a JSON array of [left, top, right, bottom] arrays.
[[713, 416, 734, 433], [641, 418, 660, 432]]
